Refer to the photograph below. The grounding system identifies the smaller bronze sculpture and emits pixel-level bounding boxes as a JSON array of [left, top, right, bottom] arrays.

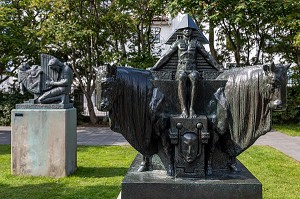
[[37, 58, 72, 104], [18, 54, 73, 105], [19, 63, 42, 95]]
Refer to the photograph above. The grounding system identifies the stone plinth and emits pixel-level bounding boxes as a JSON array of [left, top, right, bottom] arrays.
[[11, 108, 77, 177], [120, 154, 262, 199]]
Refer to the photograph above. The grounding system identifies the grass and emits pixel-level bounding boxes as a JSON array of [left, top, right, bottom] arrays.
[[273, 123, 300, 136], [0, 145, 137, 199], [1, 145, 299, 199], [238, 146, 300, 199]]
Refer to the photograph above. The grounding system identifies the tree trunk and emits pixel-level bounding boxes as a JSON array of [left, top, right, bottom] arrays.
[[120, 34, 127, 59], [85, 92, 99, 125], [71, 48, 98, 125], [234, 48, 241, 67], [254, 36, 264, 65], [297, 50, 300, 67], [208, 21, 218, 60], [0, 74, 10, 85], [137, 24, 141, 55]]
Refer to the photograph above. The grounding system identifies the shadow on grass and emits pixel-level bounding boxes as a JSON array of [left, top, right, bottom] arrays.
[[0, 145, 10, 155], [76, 145, 106, 152], [0, 182, 120, 199], [74, 166, 129, 178]]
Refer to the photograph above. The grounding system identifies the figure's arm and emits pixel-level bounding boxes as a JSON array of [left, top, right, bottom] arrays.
[[196, 41, 209, 58], [48, 78, 68, 87], [151, 42, 178, 70], [47, 70, 71, 87], [20, 83, 24, 95]]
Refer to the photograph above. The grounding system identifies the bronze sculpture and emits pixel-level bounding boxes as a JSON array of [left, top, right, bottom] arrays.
[[37, 58, 72, 104], [96, 61, 289, 178], [18, 54, 73, 105], [13, 55, 76, 178], [95, 15, 289, 179], [151, 23, 213, 118]]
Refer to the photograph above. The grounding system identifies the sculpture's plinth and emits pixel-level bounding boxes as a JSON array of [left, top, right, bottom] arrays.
[[120, 154, 262, 199], [11, 108, 77, 177]]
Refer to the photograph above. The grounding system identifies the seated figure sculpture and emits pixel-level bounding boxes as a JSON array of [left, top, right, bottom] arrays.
[[152, 27, 210, 118], [37, 58, 72, 104], [18, 54, 73, 105]]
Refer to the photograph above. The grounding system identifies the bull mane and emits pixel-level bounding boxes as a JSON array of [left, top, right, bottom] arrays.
[[217, 66, 273, 156], [109, 67, 159, 156]]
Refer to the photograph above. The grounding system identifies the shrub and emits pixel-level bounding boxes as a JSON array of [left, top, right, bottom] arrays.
[[0, 90, 32, 126], [272, 86, 300, 124]]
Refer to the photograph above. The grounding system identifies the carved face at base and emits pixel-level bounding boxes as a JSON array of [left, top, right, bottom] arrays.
[[181, 132, 198, 163], [95, 64, 117, 111]]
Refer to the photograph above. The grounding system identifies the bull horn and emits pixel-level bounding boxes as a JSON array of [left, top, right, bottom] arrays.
[[262, 64, 269, 73], [284, 64, 291, 70], [270, 62, 276, 72]]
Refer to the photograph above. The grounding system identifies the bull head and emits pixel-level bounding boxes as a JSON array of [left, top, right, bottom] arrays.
[[95, 64, 117, 111], [263, 63, 290, 111]]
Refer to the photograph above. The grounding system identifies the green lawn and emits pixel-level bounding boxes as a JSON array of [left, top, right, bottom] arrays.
[[273, 123, 300, 136], [1, 145, 299, 199], [238, 146, 300, 199], [0, 145, 137, 199]]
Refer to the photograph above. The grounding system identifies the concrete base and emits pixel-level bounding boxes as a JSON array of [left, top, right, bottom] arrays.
[[120, 154, 262, 199], [11, 108, 77, 177]]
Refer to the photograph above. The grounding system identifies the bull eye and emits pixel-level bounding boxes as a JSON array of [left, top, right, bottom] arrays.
[[103, 89, 110, 94], [102, 83, 107, 88], [271, 87, 275, 93], [274, 78, 281, 85], [275, 84, 281, 89], [101, 81, 110, 88]]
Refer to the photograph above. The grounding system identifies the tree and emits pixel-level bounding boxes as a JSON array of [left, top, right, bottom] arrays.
[[33, 0, 113, 124], [1, 0, 167, 124], [269, 0, 300, 124], [265, 0, 300, 66], [0, 0, 41, 84], [35, 0, 166, 123], [114, 0, 167, 69], [168, 0, 220, 62], [167, 0, 299, 67]]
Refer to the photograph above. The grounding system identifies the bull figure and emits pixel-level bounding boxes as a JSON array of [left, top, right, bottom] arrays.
[[95, 62, 289, 177], [207, 63, 290, 173], [95, 64, 174, 175]]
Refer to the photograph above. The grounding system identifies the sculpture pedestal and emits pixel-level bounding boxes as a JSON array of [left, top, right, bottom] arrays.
[[11, 108, 77, 177], [120, 154, 262, 199]]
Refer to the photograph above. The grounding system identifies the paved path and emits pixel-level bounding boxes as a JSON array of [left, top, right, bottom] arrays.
[[1, 126, 299, 162], [77, 127, 129, 146], [254, 131, 300, 162], [0, 126, 129, 146]]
